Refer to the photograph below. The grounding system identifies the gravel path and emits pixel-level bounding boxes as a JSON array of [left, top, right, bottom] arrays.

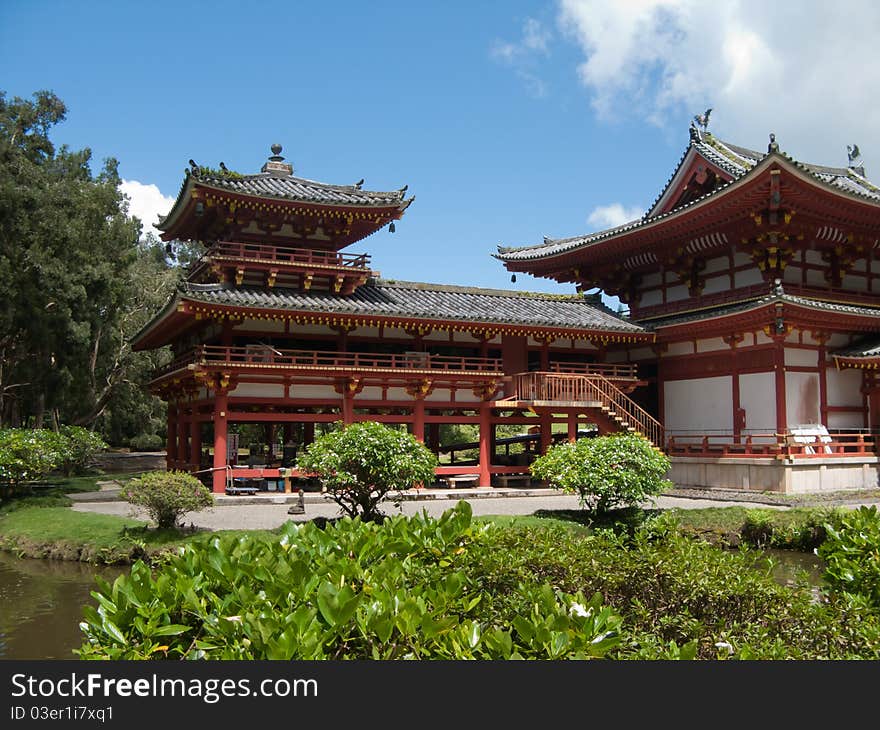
[[70, 492, 795, 531]]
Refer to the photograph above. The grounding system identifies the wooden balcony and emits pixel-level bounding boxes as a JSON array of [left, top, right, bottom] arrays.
[[190, 240, 374, 293], [152, 345, 503, 384]]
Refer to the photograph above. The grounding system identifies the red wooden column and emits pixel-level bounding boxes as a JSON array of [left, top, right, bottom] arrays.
[[774, 335, 788, 438], [412, 397, 425, 442], [166, 403, 178, 469], [212, 391, 229, 494], [540, 411, 553, 454], [177, 410, 188, 472], [190, 416, 201, 470], [478, 403, 492, 487], [567, 412, 578, 443]]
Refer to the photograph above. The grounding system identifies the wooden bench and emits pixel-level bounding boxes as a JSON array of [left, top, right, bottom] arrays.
[[442, 474, 480, 488], [494, 474, 531, 487]]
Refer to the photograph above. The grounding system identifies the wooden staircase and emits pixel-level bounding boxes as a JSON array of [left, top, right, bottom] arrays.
[[509, 372, 664, 449]]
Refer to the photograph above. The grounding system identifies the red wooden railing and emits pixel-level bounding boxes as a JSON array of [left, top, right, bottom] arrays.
[[666, 431, 877, 458], [197, 241, 372, 270], [156, 345, 503, 377], [547, 362, 638, 379]]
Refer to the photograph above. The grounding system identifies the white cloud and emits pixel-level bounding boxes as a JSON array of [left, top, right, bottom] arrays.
[[120, 179, 175, 240], [491, 17, 552, 98], [557, 0, 880, 170], [587, 203, 644, 229]]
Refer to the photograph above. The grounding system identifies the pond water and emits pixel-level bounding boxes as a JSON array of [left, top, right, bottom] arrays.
[[0, 552, 124, 660], [0, 548, 827, 660]]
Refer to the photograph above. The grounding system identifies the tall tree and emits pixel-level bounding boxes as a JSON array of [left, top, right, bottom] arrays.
[[0, 90, 144, 429]]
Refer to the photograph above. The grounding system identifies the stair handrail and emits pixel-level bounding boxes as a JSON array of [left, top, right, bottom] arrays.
[[585, 374, 664, 447]]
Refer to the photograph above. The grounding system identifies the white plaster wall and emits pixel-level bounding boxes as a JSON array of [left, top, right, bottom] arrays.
[[239, 319, 286, 333], [828, 412, 865, 429], [643, 272, 662, 287], [785, 348, 818, 367], [703, 256, 728, 274], [640, 290, 663, 307], [827, 333, 851, 349], [803, 250, 824, 265], [290, 385, 340, 400], [827, 368, 863, 406], [786, 372, 820, 426], [290, 324, 335, 336], [739, 372, 776, 432], [352, 327, 381, 338], [425, 388, 453, 402], [733, 253, 752, 267], [701, 276, 729, 295], [666, 342, 694, 356], [696, 337, 728, 353], [754, 331, 773, 345], [572, 339, 598, 350], [665, 284, 689, 302], [233, 383, 285, 398], [627, 347, 655, 361], [734, 269, 764, 287], [851, 259, 868, 272], [842, 274, 869, 292], [357, 387, 384, 400], [664, 376, 733, 433], [805, 269, 826, 287]]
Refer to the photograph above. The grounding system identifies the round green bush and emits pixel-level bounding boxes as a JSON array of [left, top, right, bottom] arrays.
[[129, 433, 165, 452], [119, 470, 213, 529]]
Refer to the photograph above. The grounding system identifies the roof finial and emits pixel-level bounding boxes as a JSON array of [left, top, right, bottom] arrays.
[[768, 133, 779, 153], [262, 143, 293, 175], [848, 144, 866, 177], [693, 107, 712, 130]]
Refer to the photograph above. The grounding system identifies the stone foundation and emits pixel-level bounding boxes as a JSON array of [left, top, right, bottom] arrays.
[[668, 456, 880, 494]]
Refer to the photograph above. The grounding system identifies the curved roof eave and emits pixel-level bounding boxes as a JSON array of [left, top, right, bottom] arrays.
[[497, 152, 880, 265]]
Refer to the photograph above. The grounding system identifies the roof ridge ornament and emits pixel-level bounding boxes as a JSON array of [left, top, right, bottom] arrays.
[[768, 133, 779, 153], [261, 143, 293, 176], [848, 144, 866, 177]]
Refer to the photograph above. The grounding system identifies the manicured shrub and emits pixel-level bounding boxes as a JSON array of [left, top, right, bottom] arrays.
[[129, 433, 164, 452], [819, 505, 880, 606], [57, 426, 107, 476], [119, 470, 213, 529], [77, 502, 623, 660], [0, 428, 63, 492], [531, 432, 672, 514], [298, 421, 438, 521]]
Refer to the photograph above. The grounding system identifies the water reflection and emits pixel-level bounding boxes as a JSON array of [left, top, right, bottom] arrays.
[[759, 548, 825, 588], [0, 552, 124, 660]]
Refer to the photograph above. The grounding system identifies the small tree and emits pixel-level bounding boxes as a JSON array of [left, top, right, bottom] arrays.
[[120, 470, 214, 529], [298, 421, 438, 521], [57, 426, 107, 476], [531, 432, 671, 514], [0, 428, 63, 495]]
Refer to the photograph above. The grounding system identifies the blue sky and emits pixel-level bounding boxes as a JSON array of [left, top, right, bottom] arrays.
[[3, 1, 878, 301]]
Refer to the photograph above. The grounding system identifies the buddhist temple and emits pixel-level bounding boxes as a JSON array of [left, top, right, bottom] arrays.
[[133, 146, 654, 494], [498, 121, 880, 492]]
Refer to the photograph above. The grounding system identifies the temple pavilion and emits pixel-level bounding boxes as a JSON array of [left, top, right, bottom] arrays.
[[133, 146, 654, 493], [497, 123, 880, 493]]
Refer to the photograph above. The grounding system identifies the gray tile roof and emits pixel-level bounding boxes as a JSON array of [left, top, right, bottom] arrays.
[[178, 279, 645, 333], [497, 128, 880, 263], [643, 291, 880, 329], [191, 170, 411, 208], [833, 337, 880, 359]]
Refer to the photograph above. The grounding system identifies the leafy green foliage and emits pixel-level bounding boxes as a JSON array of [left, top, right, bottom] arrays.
[[119, 470, 213, 530], [77, 502, 622, 659], [0, 91, 178, 444], [0, 428, 63, 489], [56, 425, 107, 476], [741, 507, 840, 551], [298, 421, 438, 521], [819, 506, 880, 606], [129, 433, 164, 452], [531, 432, 672, 514]]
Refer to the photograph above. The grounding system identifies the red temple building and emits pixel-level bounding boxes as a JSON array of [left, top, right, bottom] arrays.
[[498, 123, 880, 492], [133, 146, 654, 494]]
